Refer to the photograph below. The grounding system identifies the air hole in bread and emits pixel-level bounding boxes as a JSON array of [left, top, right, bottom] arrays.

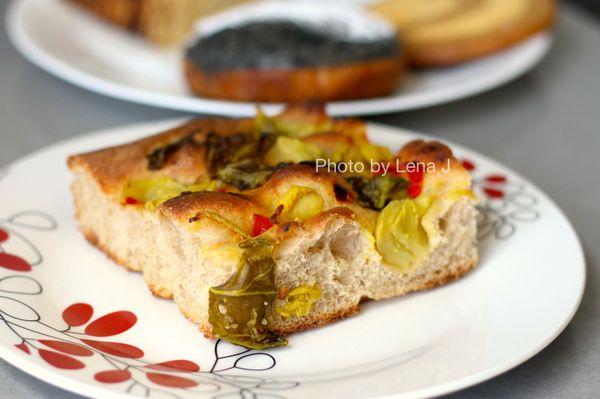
[[439, 217, 448, 234], [329, 224, 360, 263], [307, 240, 325, 255]]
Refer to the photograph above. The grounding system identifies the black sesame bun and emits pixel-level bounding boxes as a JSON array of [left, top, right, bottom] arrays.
[[183, 2, 406, 102]]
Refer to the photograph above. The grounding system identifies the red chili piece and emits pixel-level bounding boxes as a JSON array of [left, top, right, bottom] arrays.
[[408, 184, 422, 199], [389, 161, 403, 177], [251, 214, 274, 237], [407, 168, 424, 184], [333, 184, 354, 202]]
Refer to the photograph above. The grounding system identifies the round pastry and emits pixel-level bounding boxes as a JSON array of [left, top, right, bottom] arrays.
[[370, 0, 557, 67], [184, 3, 406, 102]]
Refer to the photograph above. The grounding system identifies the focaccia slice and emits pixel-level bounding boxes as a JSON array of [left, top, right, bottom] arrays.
[[68, 107, 477, 349]]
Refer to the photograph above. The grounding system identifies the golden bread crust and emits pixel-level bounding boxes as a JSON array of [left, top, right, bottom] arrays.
[[406, 2, 556, 67], [184, 55, 406, 102], [68, 117, 467, 228], [371, 0, 557, 67], [395, 139, 463, 172], [160, 191, 260, 234], [67, 118, 254, 194], [68, 0, 141, 29], [70, 131, 465, 195]]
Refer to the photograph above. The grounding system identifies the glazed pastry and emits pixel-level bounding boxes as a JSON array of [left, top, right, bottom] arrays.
[[370, 0, 557, 67]]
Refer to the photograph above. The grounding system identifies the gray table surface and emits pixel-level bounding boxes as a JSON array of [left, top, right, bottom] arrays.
[[1, 1, 599, 398]]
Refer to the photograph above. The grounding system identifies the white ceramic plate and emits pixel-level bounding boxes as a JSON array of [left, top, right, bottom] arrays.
[[0, 119, 585, 398], [6, 0, 554, 117]]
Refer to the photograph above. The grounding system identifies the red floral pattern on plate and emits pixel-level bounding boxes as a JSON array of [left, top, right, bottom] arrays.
[[0, 211, 57, 272], [462, 158, 540, 240], [1, 295, 298, 398]]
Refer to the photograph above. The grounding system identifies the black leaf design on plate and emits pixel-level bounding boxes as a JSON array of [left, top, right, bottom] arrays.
[[0, 276, 42, 295]]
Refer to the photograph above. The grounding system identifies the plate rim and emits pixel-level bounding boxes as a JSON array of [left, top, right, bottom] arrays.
[[6, 0, 554, 117], [0, 118, 586, 399]]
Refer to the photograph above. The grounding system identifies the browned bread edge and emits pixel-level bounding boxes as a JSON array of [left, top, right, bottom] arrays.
[[404, 0, 557, 67], [67, 0, 141, 29], [184, 55, 406, 102]]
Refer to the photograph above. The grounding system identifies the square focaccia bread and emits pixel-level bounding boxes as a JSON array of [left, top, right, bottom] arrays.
[[68, 106, 478, 349]]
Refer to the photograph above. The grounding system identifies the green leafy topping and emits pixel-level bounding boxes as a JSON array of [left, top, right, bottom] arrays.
[[205, 132, 276, 177], [204, 131, 278, 190], [216, 160, 275, 191], [276, 285, 322, 318], [189, 211, 249, 239], [347, 175, 409, 210], [147, 132, 201, 171], [208, 237, 287, 350]]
